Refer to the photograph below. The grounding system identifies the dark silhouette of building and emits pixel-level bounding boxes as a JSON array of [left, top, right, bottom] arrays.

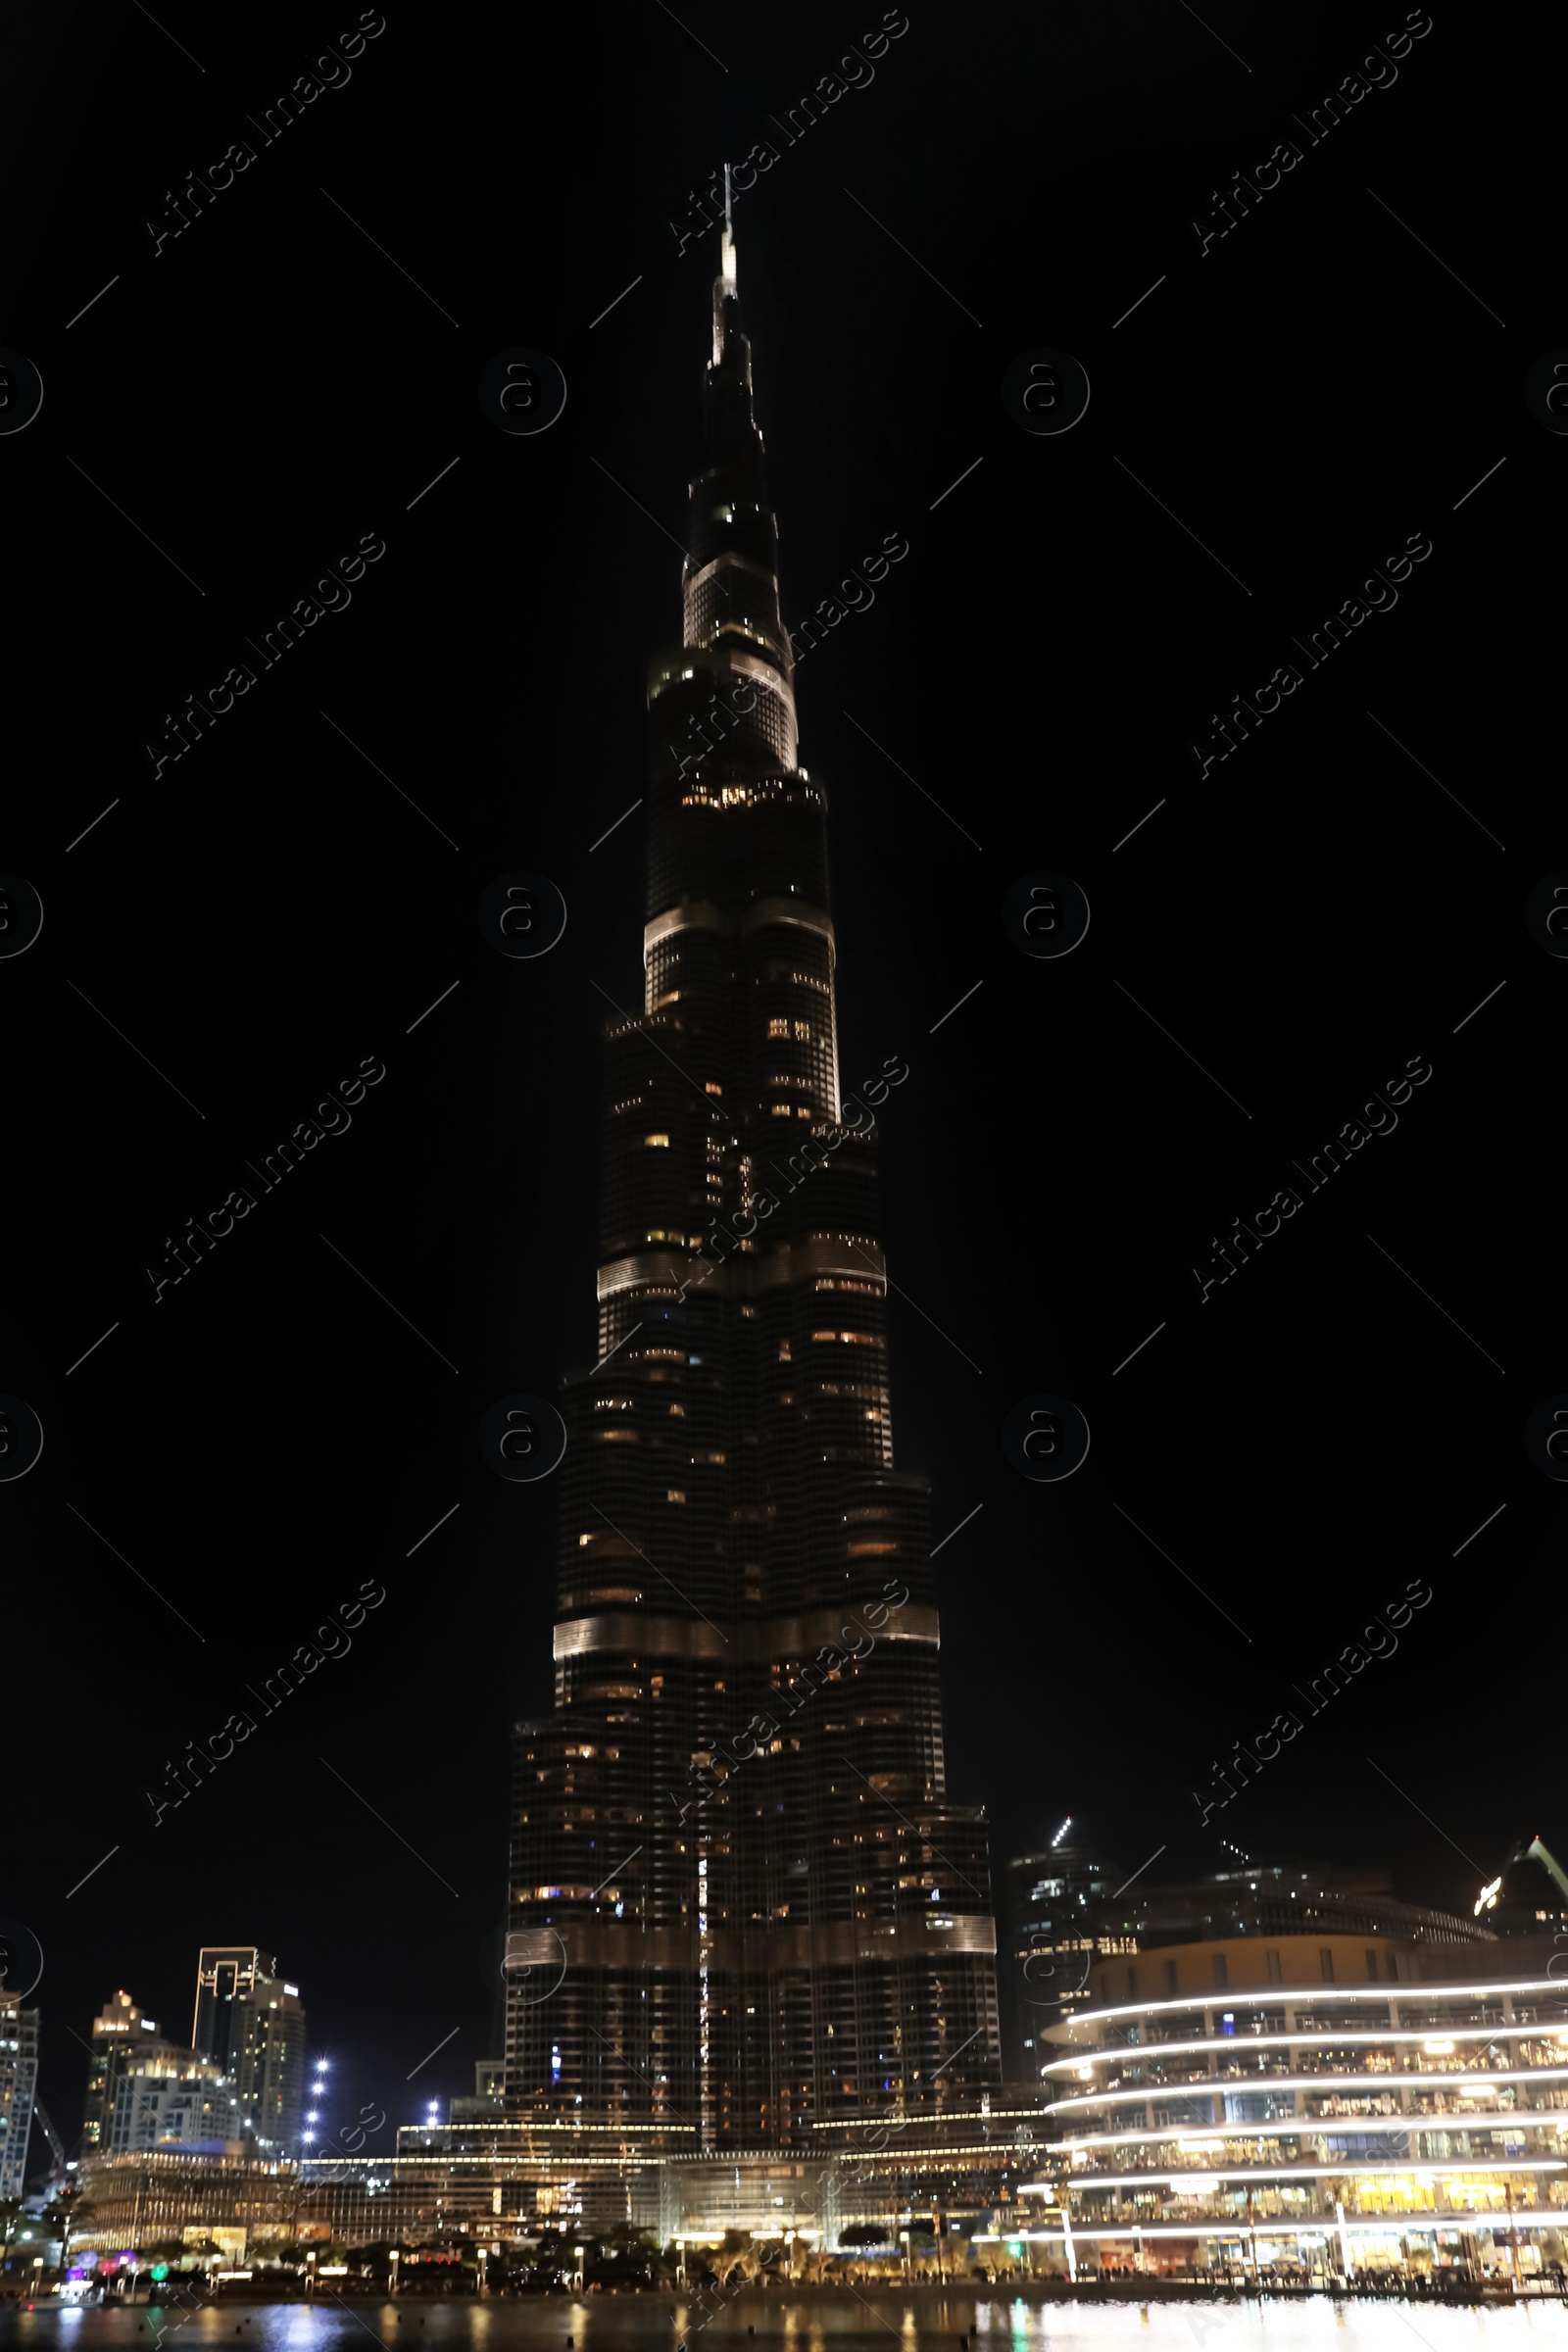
[[505, 201, 1000, 2152], [1004, 1829, 1132, 2074], [1004, 1845, 1502, 2084]]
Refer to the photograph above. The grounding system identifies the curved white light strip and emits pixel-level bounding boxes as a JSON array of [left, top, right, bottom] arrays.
[[1045, 1976, 1564, 2035], [1046, 2063, 1568, 2115], [1044, 2018, 1568, 2075], [1050, 2082, 1568, 2147], [1027, 2158, 1567, 2191], [1011, 2218, 1567, 2241]]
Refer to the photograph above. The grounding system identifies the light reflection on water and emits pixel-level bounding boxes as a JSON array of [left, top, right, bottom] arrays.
[[3, 2303, 1565, 2351]]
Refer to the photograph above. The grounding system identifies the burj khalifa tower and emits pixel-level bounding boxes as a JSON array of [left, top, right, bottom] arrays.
[[505, 188, 999, 2154]]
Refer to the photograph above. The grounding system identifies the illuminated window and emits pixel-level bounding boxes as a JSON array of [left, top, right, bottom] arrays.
[[666, 1489, 686, 1503], [645, 1134, 670, 1148], [767, 1018, 789, 1038]]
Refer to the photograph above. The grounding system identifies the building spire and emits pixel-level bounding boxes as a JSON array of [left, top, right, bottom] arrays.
[[711, 172, 739, 368], [719, 162, 737, 304]]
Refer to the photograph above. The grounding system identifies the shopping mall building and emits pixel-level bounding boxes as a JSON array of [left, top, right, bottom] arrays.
[[1027, 1926, 1568, 2282]]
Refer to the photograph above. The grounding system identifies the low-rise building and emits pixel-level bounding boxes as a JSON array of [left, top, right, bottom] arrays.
[[73, 2147, 294, 2261]]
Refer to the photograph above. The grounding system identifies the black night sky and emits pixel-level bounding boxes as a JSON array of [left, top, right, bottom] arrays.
[[4, 0, 1554, 2163]]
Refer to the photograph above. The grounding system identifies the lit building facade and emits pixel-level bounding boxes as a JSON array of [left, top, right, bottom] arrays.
[[191, 1948, 306, 2156], [101, 2052, 243, 2157], [1030, 1955, 1568, 2279], [504, 208, 999, 2157], [72, 2148, 294, 2259], [0, 1995, 40, 2198], [299, 2115, 1032, 2250], [83, 1990, 191, 2154]]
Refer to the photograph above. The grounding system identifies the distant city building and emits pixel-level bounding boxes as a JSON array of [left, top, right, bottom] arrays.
[[450, 2059, 506, 2124], [1004, 1850, 1496, 2082], [1029, 1952, 1568, 2281], [103, 2050, 242, 2156], [0, 1995, 40, 2198], [1475, 1836, 1568, 1941], [1092, 1862, 1496, 1991], [82, 1990, 189, 2154], [191, 1948, 306, 2155], [1004, 1830, 1134, 2069]]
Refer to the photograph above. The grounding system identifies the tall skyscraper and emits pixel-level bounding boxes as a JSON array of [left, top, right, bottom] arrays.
[[191, 1948, 306, 2154], [505, 203, 1000, 2153], [0, 1996, 39, 2198]]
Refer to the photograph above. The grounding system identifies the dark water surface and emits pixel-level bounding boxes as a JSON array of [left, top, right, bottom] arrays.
[[3, 2301, 1566, 2351]]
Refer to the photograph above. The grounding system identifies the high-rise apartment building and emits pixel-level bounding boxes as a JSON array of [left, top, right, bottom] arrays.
[[0, 1996, 39, 2197], [83, 1989, 181, 2153], [505, 204, 1000, 2152], [191, 1948, 306, 2154], [84, 1988, 250, 2159], [101, 2051, 239, 2156]]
